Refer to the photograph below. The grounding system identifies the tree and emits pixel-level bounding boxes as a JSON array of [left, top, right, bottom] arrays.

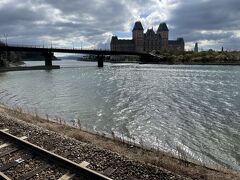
[[0, 40, 22, 67]]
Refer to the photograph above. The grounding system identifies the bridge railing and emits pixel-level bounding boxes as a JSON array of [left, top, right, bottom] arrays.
[[4, 43, 114, 52], [1, 43, 146, 55], [5, 43, 44, 49]]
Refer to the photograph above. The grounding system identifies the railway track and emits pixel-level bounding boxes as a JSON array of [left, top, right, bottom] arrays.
[[0, 129, 112, 180]]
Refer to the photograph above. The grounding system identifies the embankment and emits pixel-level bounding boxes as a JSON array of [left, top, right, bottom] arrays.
[[0, 105, 239, 179]]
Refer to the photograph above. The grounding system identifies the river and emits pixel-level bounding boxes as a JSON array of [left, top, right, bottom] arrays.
[[0, 60, 240, 170]]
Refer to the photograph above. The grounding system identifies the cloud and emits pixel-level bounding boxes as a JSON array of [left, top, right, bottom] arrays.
[[0, 0, 131, 48], [171, 0, 240, 31], [0, 0, 239, 50], [168, 0, 240, 50]]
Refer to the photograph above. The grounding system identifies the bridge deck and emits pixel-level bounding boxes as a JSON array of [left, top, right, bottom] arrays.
[[0, 45, 147, 56]]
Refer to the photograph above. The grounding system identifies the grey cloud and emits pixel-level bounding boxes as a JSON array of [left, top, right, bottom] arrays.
[[0, 0, 239, 50], [169, 0, 240, 31], [0, 0, 131, 47], [42, 0, 131, 32], [0, 3, 44, 24], [170, 30, 235, 43], [167, 0, 240, 49]]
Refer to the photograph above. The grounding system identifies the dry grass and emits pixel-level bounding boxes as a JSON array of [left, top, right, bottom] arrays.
[[0, 105, 240, 180]]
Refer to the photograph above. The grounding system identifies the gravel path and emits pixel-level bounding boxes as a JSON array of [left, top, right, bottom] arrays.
[[0, 112, 188, 180]]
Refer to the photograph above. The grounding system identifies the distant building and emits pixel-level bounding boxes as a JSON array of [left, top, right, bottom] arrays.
[[110, 21, 184, 53], [194, 42, 198, 52]]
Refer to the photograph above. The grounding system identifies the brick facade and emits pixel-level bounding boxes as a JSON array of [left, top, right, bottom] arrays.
[[111, 21, 184, 53]]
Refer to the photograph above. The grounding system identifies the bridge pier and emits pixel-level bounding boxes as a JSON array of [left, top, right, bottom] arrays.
[[139, 54, 157, 63], [139, 54, 150, 62], [43, 52, 54, 67], [97, 55, 104, 67], [0, 51, 3, 67]]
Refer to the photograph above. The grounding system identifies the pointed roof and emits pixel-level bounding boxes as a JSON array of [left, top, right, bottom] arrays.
[[157, 23, 169, 32], [146, 28, 155, 35], [177, 37, 185, 44], [132, 21, 144, 31], [177, 37, 184, 43], [169, 38, 184, 45]]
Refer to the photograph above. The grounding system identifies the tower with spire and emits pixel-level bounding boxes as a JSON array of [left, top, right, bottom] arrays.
[[194, 42, 198, 52], [132, 21, 144, 52], [157, 23, 169, 51]]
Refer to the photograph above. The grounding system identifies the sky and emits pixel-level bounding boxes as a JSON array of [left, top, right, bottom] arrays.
[[0, 0, 240, 51]]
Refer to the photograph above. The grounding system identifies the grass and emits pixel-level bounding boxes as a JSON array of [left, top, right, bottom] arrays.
[[0, 104, 240, 179]]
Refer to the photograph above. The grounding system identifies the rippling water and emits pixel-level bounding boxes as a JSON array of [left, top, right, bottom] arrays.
[[0, 61, 240, 170]]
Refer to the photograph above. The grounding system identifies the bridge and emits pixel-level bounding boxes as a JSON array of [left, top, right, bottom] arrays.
[[0, 45, 155, 67]]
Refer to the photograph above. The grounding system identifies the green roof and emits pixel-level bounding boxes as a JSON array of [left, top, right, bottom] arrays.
[[132, 21, 144, 31], [157, 23, 169, 32]]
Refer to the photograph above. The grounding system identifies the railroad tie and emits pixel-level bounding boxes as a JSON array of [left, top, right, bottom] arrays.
[[16, 164, 51, 180], [103, 167, 117, 176], [58, 161, 90, 180], [0, 147, 21, 158], [0, 136, 27, 149], [127, 177, 140, 180], [1, 129, 9, 132], [0, 154, 33, 172], [0, 171, 11, 180]]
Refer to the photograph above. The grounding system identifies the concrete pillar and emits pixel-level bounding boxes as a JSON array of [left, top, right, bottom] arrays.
[[6, 51, 10, 62], [43, 52, 54, 67], [139, 54, 148, 62], [0, 51, 3, 67], [97, 55, 104, 67], [140, 54, 155, 63]]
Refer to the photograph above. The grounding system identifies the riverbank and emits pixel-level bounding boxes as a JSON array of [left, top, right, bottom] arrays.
[[140, 62, 240, 65], [0, 65, 60, 72], [0, 105, 239, 179], [159, 51, 240, 65]]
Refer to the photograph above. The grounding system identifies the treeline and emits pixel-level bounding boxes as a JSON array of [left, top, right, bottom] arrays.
[[160, 50, 240, 64], [0, 41, 22, 67]]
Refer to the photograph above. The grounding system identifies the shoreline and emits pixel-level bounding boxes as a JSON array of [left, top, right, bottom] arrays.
[[139, 62, 240, 66], [0, 104, 239, 179], [0, 65, 60, 72], [0, 62, 240, 74], [51, 58, 240, 66]]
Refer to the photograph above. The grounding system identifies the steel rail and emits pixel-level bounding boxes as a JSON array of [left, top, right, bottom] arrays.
[[0, 130, 112, 180]]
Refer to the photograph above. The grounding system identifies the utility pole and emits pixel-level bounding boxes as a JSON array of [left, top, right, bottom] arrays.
[[4, 33, 8, 46]]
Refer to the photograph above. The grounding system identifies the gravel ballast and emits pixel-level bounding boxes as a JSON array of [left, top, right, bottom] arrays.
[[0, 109, 187, 180]]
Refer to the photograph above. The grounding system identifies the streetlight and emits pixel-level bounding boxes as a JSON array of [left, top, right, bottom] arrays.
[[4, 33, 8, 46], [72, 42, 74, 49]]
